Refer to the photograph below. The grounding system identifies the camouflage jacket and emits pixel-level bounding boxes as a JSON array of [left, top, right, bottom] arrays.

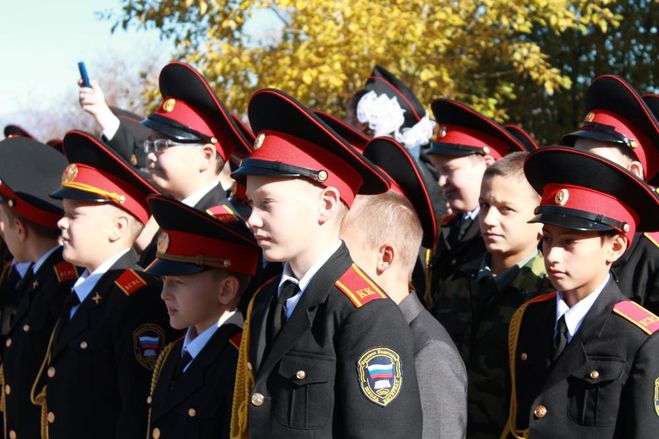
[[437, 251, 554, 439]]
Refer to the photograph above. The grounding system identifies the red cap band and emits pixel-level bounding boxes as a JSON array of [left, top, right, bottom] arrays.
[[0, 183, 60, 229], [158, 229, 259, 275], [61, 163, 150, 224], [541, 183, 637, 242], [250, 131, 364, 206], [435, 124, 508, 159]]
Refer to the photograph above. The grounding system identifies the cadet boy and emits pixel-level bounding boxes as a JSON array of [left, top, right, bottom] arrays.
[[144, 196, 260, 439], [425, 99, 526, 334], [503, 147, 659, 438], [340, 136, 467, 439], [31, 130, 174, 439], [80, 62, 253, 267], [0, 138, 79, 439], [466, 152, 552, 439], [230, 89, 422, 439], [562, 75, 659, 313]]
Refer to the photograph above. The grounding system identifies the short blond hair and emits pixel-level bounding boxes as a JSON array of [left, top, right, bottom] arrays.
[[344, 192, 422, 276]]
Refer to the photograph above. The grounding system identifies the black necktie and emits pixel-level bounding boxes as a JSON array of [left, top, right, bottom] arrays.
[[457, 216, 473, 241], [62, 290, 81, 321], [553, 314, 569, 362], [270, 281, 299, 342], [170, 350, 192, 390]]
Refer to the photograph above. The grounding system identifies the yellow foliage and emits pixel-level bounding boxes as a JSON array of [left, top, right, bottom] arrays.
[[119, 0, 620, 121]]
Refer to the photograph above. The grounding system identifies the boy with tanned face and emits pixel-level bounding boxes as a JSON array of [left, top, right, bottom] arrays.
[[561, 75, 659, 313], [341, 136, 467, 439], [502, 147, 659, 438], [462, 152, 552, 439], [230, 89, 422, 439], [424, 100, 526, 340], [0, 138, 79, 439], [31, 131, 174, 439], [144, 197, 260, 439]]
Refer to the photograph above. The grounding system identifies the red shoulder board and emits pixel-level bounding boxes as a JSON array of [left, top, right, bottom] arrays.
[[53, 261, 78, 283], [643, 231, 659, 249], [114, 269, 148, 296], [229, 331, 242, 350], [335, 264, 388, 308], [526, 291, 557, 305], [439, 213, 456, 226], [613, 301, 659, 335], [206, 204, 239, 223]]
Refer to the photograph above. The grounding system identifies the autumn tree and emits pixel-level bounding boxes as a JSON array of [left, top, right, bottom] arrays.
[[112, 0, 624, 133]]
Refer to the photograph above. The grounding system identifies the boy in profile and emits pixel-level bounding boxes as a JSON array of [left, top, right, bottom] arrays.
[[32, 130, 174, 439], [503, 147, 659, 438], [145, 196, 260, 439], [230, 89, 422, 439]]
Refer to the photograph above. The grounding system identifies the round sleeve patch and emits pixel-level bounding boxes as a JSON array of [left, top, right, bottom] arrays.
[[357, 347, 402, 407], [133, 323, 166, 370]]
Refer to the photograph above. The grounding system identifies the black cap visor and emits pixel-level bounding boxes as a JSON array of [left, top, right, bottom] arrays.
[[50, 186, 113, 204], [146, 257, 208, 276], [529, 206, 623, 234], [427, 141, 483, 157], [231, 158, 325, 183], [142, 114, 211, 144]]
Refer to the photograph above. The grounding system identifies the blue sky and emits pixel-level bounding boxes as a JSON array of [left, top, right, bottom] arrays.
[[0, 0, 173, 119]]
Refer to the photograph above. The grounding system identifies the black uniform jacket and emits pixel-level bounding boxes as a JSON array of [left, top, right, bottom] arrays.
[[246, 243, 422, 439], [148, 312, 243, 439], [429, 214, 486, 319], [505, 278, 659, 439], [1, 247, 78, 439], [612, 232, 659, 314], [138, 185, 228, 268], [34, 249, 175, 439]]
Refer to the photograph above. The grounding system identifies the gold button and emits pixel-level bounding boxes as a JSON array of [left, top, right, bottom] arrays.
[[247, 362, 252, 371], [5, 338, 11, 348], [9, 430, 16, 439], [47, 367, 56, 378], [80, 341, 88, 349], [152, 427, 161, 439], [533, 404, 547, 418], [47, 412, 55, 423], [188, 408, 196, 417], [251, 392, 264, 407], [590, 370, 599, 380], [23, 324, 30, 332], [5, 385, 10, 395], [520, 353, 528, 361], [146, 396, 152, 404], [295, 370, 306, 380]]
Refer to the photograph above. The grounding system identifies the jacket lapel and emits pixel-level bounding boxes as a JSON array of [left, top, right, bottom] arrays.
[[52, 250, 139, 358], [542, 278, 623, 390], [155, 318, 242, 417], [255, 244, 352, 381]]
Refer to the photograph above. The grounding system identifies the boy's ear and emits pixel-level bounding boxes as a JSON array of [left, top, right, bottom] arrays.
[[318, 186, 341, 224], [15, 218, 28, 242], [375, 243, 395, 275], [218, 274, 241, 306], [483, 154, 496, 167], [109, 215, 129, 243], [199, 144, 217, 173], [605, 233, 628, 264], [627, 161, 644, 180]]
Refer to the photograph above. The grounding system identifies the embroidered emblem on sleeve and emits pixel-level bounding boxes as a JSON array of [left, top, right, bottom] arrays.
[[357, 347, 402, 407]]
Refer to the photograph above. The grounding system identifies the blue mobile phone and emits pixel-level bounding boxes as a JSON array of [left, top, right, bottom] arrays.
[[78, 62, 91, 87]]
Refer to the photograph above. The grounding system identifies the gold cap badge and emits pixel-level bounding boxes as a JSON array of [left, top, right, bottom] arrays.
[[62, 164, 78, 184], [554, 188, 569, 206], [163, 99, 176, 113], [157, 232, 170, 254], [438, 126, 447, 138], [585, 112, 595, 122]]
